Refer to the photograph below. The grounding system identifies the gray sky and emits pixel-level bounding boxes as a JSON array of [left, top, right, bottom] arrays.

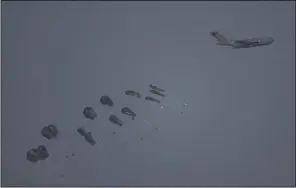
[[1, 1, 295, 186]]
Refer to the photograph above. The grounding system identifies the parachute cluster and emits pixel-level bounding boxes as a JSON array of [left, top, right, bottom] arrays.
[[27, 84, 168, 163]]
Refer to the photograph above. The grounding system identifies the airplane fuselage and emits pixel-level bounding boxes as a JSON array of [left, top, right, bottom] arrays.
[[231, 37, 274, 49], [210, 31, 274, 49]]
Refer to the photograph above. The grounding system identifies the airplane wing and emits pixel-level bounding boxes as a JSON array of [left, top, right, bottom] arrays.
[[235, 40, 251, 44], [235, 39, 259, 45]]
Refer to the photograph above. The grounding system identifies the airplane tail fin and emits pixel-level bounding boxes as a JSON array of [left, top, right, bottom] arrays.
[[210, 31, 232, 46]]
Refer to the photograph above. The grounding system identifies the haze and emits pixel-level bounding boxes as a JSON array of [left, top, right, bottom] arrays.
[[1, 1, 295, 186]]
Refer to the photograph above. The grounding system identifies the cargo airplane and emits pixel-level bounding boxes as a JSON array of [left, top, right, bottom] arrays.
[[210, 31, 274, 49]]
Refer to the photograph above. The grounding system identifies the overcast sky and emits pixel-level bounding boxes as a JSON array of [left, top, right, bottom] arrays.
[[1, 1, 295, 186]]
